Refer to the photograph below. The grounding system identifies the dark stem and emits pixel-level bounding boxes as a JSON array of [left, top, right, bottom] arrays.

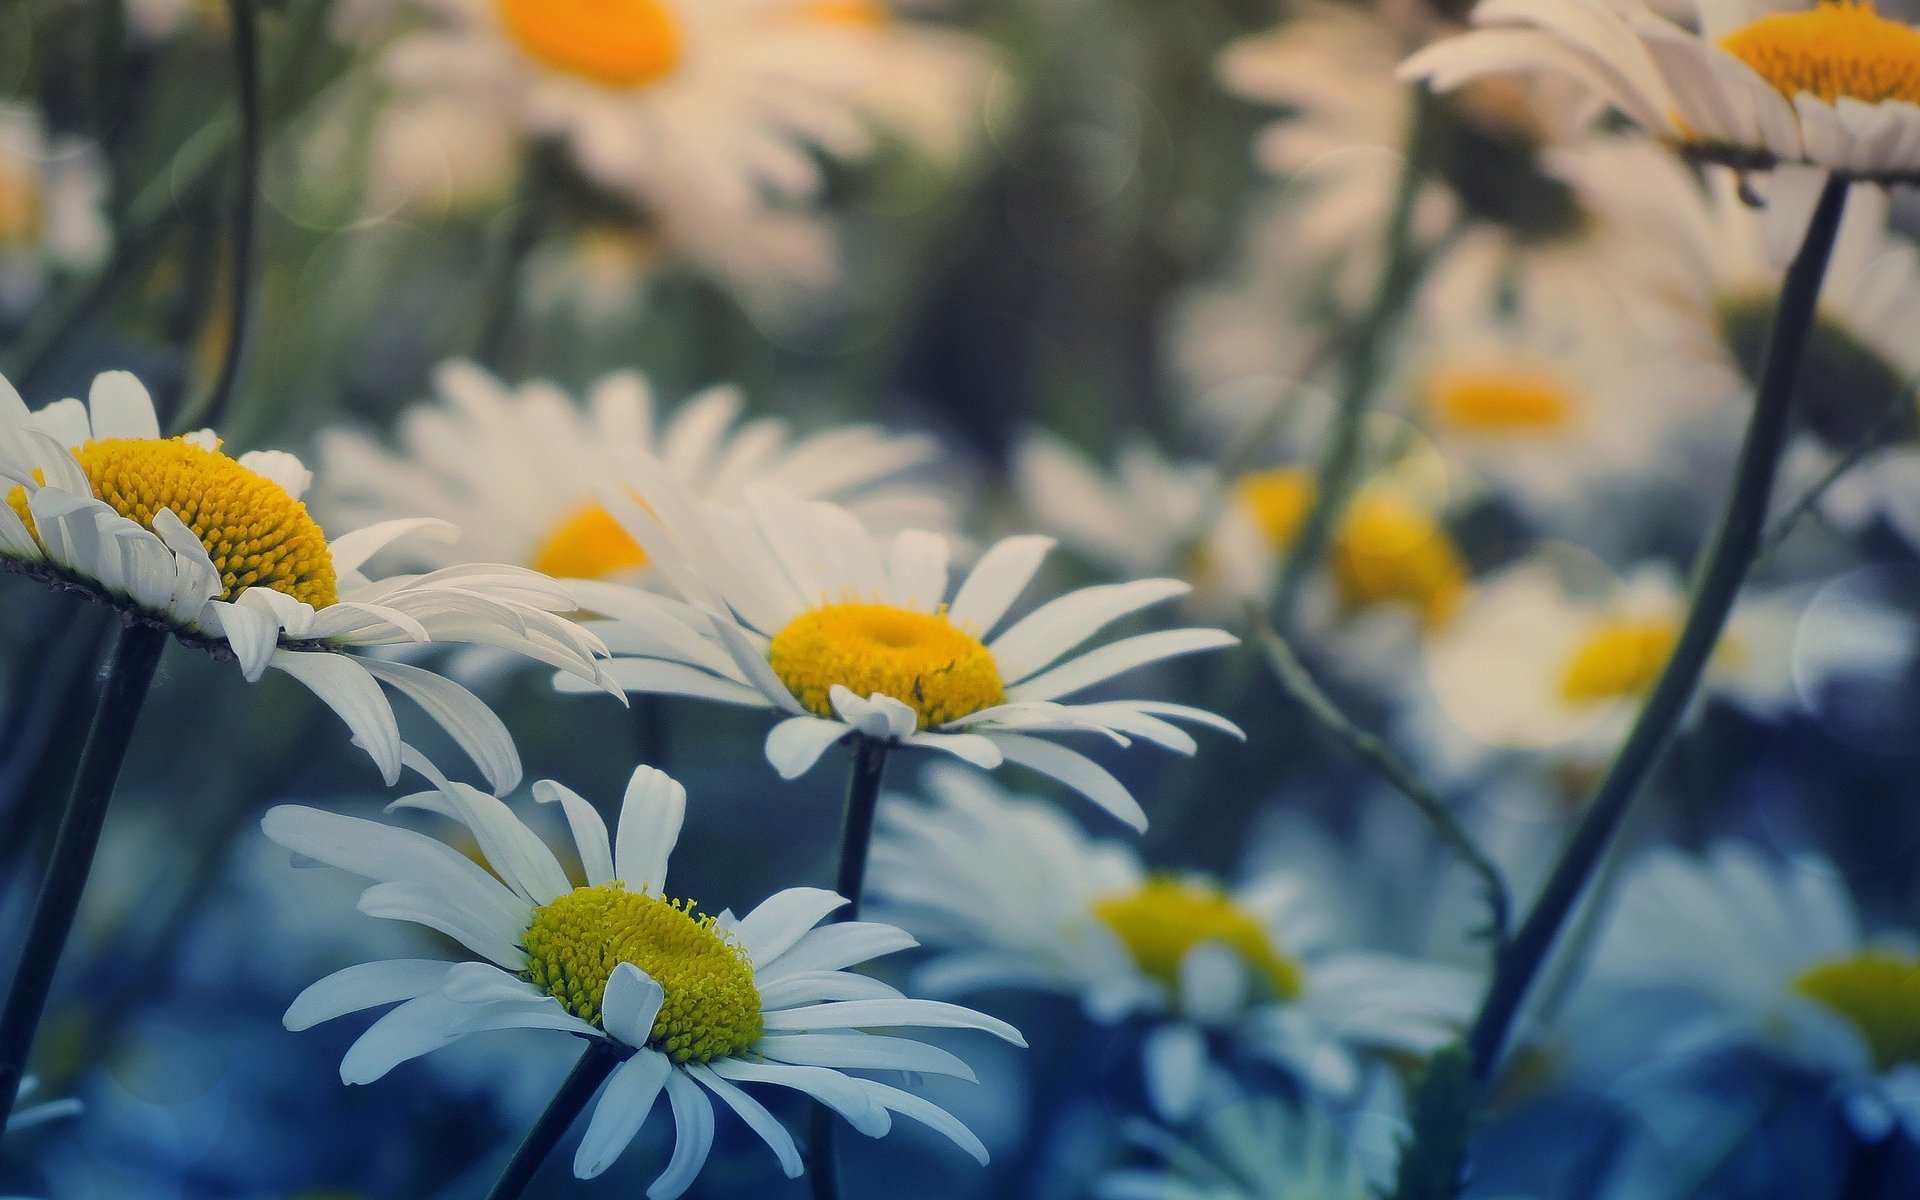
[[1462, 176, 1853, 1090], [0, 622, 166, 1127], [171, 0, 262, 434], [483, 1040, 622, 1200], [473, 145, 562, 372], [0, 607, 113, 886], [810, 734, 893, 1200], [1269, 87, 1437, 628]]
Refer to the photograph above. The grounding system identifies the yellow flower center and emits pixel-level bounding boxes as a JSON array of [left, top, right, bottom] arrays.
[[530, 501, 649, 581], [1794, 951, 1920, 1072], [8, 437, 337, 608], [497, 0, 683, 89], [1234, 469, 1467, 628], [522, 883, 763, 1065], [1424, 365, 1577, 434], [0, 157, 42, 248], [1093, 878, 1302, 1002], [1719, 2, 1920, 108], [1557, 619, 1678, 704], [793, 0, 891, 24], [768, 602, 1005, 729]]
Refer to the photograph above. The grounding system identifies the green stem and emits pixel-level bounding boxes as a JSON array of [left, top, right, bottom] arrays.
[[0, 622, 166, 1128], [1755, 374, 1918, 563], [170, 0, 263, 435], [1462, 177, 1853, 1091], [809, 734, 893, 1200], [482, 1040, 622, 1200], [1269, 87, 1437, 628]]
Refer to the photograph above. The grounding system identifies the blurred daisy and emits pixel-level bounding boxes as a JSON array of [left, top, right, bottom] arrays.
[[315, 361, 947, 590], [1017, 433, 1470, 632], [1401, 0, 1920, 261], [1422, 558, 1798, 763], [265, 757, 1024, 1197], [1219, 3, 1707, 339], [566, 474, 1241, 830], [0, 370, 608, 792], [1582, 842, 1920, 1140], [870, 766, 1478, 1117], [6, 1077, 79, 1139], [368, 0, 987, 297], [0, 105, 109, 324]]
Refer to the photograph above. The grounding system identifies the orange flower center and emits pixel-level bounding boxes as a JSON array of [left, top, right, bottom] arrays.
[[1720, 2, 1920, 107], [497, 0, 683, 89]]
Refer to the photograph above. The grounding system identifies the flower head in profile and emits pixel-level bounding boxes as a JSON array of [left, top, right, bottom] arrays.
[[1577, 842, 1920, 1140], [870, 767, 1477, 1119], [1400, 0, 1920, 261], [315, 361, 948, 593], [264, 757, 1024, 1198], [0, 370, 609, 792], [565, 472, 1242, 830]]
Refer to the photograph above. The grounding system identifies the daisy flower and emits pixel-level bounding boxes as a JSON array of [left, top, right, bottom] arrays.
[[1421, 557, 1802, 763], [264, 756, 1025, 1197], [563, 471, 1241, 830], [314, 360, 948, 589], [0, 104, 109, 325], [366, 0, 987, 297], [1579, 841, 1920, 1140], [0, 369, 609, 792], [1399, 0, 1920, 262], [869, 766, 1479, 1118]]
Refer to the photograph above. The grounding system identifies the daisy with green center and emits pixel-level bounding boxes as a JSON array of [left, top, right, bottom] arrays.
[[870, 767, 1478, 1120], [314, 361, 947, 594], [1399, 0, 1920, 264], [0, 369, 610, 791], [1577, 842, 1920, 1140], [263, 756, 1024, 1198], [562, 467, 1242, 830]]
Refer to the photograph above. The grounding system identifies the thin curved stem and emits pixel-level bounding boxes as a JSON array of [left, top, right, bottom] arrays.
[[171, 0, 262, 435], [0, 622, 167, 1128], [809, 734, 893, 1200], [1463, 176, 1853, 1088], [483, 1040, 622, 1200]]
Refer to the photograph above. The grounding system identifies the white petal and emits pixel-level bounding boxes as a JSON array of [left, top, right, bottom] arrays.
[[236, 450, 313, 500], [946, 534, 1055, 634], [86, 370, 158, 440], [283, 960, 455, 1031], [685, 1064, 803, 1178], [328, 519, 461, 576], [574, 1049, 672, 1180], [533, 779, 615, 886], [602, 963, 667, 1048], [648, 1070, 716, 1199], [765, 716, 849, 780], [614, 765, 686, 893], [988, 733, 1148, 831], [759, 999, 1026, 1044], [357, 657, 521, 794], [737, 888, 846, 966], [1141, 1023, 1208, 1121], [269, 649, 402, 785]]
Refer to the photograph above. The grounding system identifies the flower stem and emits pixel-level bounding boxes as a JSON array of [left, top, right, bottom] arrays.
[[1269, 86, 1437, 629], [810, 734, 894, 1200], [0, 622, 166, 1128], [483, 1040, 622, 1200], [1463, 176, 1853, 1089]]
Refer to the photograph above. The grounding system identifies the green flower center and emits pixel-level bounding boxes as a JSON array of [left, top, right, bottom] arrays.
[[1093, 877, 1302, 1002], [1794, 950, 1920, 1072]]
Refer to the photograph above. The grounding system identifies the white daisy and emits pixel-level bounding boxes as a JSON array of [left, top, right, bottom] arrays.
[[0, 104, 109, 324], [264, 755, 1025, 1197], [869, 766, 1478, 1118], [313, 360, 949, 587], [0, 369, 610, 793], [1421, 557, 1799, 764], [562, 470, 1242, 830], [1579, 841, 1920, 1140], [366, 0, 987, 297], [1400, 0, 1920, 263]]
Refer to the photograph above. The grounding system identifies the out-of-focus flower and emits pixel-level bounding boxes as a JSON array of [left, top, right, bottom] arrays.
[[1219, 3, 1707, 339], [363, 0, 989, 301], [2, 1077, 79, 1200], [314, 361, 948, 588], [870, 767, 1478, 1117], [0, 370, 610, 792], [562, 476, 1241, 830], [1401, 0, 1920, 263], [264, 756, 1024, 1197], [1096, 1080, 1402, 1200], [1579, 842, 1920, 1140], [0, 105, 109, 325], [1422, 558, 1799, 763]]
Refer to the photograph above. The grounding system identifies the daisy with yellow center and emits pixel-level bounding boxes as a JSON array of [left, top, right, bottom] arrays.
[[363, 0, 987, 299], [1401, 0, 1920, 265], [0, 369, 611, 792], [870, 767, 1478, 1118], [315, 362, 947, 606], [265, 757, 1023, 1197], [1422, 557, 1791, 762], [561, 469, 1242, 831], [1585, 843, 1920, 1140], [0, 104, 109, 323]]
